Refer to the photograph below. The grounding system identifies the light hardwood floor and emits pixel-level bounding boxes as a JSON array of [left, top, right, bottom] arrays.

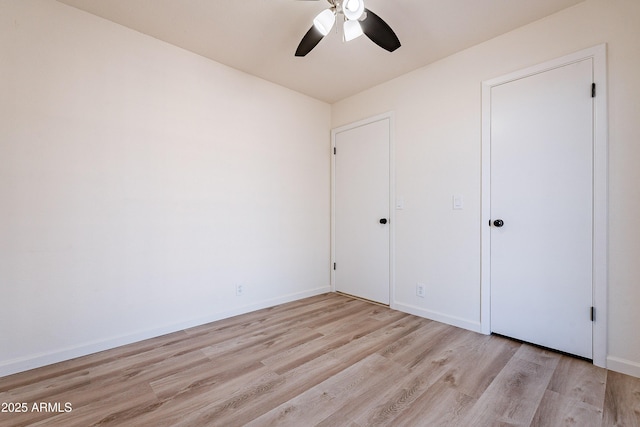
[[1, 293, 639, 426]]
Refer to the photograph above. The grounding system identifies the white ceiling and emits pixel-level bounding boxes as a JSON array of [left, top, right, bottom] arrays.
[[56, 0, 585, 104]]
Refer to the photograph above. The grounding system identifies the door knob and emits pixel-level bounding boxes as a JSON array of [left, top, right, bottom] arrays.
[[493, 219, 504, 227], [379, 218, 388, 224]]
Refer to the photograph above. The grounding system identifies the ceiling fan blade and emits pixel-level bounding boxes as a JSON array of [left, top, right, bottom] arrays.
[[361, 8, 401, 52], [295, 25, 325, 57]]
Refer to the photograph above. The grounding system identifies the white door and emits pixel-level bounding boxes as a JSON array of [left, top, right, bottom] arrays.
[[490, 59, 594, 359], [334, 117, 390, 305]]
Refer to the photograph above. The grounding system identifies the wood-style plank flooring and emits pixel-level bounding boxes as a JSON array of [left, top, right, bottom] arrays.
[[1, 293, 639, 426]]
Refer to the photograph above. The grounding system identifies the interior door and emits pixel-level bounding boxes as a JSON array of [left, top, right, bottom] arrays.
[[490, 59, 594, 359], [334, 117, 390, 305]]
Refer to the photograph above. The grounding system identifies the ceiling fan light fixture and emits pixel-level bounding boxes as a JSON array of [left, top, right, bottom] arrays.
[[343, 0, 365, 20], [296, 0, 400, 56], [343, 19, 363, 41], [313, 8, 336, 36]]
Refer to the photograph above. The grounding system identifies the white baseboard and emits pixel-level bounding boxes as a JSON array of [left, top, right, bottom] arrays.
[[394, 302, 482, 334], [0, 286, 331, 378], [607, 356, 640, 378]]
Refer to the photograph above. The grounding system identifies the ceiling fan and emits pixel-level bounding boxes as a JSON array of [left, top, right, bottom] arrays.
[[295, 0, 401, 57]]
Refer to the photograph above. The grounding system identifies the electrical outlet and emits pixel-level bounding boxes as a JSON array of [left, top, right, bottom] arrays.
[[416, 283, 425, 298], [235, 284, 244, 296]]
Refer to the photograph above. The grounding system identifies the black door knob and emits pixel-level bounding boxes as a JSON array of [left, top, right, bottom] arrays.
[[379, 218, 388, 225], [493, 219, 504, 227]]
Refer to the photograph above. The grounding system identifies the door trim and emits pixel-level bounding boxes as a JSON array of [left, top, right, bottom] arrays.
[[480, 45, 608, 367], [331, 112, 396, 308]]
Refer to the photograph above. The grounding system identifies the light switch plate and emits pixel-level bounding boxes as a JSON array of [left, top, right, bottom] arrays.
[[453, 195, 464, 210]]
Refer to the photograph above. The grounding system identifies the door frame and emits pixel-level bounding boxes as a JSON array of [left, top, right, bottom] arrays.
[[331, 112, 396, 308], [480, 45, 608, 367]]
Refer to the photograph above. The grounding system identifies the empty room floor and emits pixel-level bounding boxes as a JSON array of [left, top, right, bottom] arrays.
[[1, 293, 639, 426]]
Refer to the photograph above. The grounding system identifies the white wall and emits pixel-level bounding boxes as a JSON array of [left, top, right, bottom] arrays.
[[332, 0, 640, 377], [0, 0, 331, 376]]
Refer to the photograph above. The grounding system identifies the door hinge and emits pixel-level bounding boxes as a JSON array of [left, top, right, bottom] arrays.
[[333, 262, 336, 270], [333, 147, 336, 155], [591, 83, 596, 98], [590, 306, 596, 321]]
